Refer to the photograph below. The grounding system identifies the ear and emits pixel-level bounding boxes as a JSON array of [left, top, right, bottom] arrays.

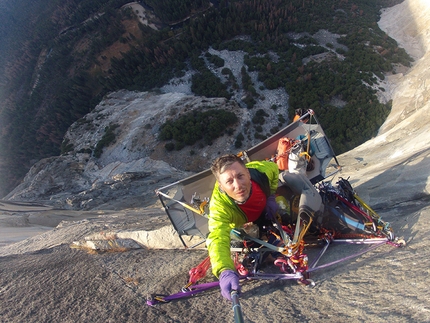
[[217, 181, 225, 194]]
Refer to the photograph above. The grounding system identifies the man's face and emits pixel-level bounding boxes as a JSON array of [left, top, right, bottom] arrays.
[[217, 161, 251, 203]]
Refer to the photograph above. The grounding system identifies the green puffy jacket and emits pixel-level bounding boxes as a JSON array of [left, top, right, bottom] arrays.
[[206, 160, 279, 277]]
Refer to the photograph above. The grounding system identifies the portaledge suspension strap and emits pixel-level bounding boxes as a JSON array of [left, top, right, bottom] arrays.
[[147, 281, 220, 306]]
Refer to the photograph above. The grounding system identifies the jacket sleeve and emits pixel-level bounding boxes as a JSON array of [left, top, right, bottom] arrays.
[[247, 160, 279, 195], [266, 161, 280, 194], [206, 184, 242, 278]]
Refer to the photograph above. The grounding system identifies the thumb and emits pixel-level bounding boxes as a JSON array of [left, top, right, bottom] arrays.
[[231, 276, 240, 292]]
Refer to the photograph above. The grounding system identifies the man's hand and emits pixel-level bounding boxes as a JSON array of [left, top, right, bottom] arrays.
[[219, 270, 240, 301], [265, 194, 279, 221]]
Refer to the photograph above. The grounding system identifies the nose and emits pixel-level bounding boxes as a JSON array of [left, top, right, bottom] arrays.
[[232, 178, 242, 190]]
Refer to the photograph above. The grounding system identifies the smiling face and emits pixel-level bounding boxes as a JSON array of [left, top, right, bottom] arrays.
[[217, 161, 252, 203]]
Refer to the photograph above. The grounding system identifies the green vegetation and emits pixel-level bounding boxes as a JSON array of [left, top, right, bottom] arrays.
[[252, 109, 269, 125], [191, 69, 231, 99], [159, 109, 238, 149], [60, 139, 74, 155], [0, 0, 408, 196], [144, 0, 210, 24], [94, 123, 120, 158], [205, 52, 225, 68], [235, 133, 245, 148]]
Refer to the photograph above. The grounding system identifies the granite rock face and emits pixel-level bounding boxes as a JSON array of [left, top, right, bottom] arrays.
[[5, 0, 430, 214], [336, 0, 430, 209], [1, 4, 430, 323], [5, 92, 245, 209]]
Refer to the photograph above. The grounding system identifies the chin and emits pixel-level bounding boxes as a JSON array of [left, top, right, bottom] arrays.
[[236, 193, 248, 203]]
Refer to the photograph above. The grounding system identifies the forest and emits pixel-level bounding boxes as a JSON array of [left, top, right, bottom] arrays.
[[0, 0, 409, 197]]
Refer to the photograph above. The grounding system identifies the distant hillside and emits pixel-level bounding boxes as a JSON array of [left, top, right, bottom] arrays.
[[0, 0, 407, 197]]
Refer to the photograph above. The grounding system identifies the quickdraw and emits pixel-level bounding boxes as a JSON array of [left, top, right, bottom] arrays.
[[182, 256, 211, 290]]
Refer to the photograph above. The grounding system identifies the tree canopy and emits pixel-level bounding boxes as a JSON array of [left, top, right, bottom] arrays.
[[0, 0, 408, 196], [159, 109, 238, 150]]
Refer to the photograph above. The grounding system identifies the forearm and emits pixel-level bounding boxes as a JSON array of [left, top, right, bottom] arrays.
[[207, 228, 235, 278]]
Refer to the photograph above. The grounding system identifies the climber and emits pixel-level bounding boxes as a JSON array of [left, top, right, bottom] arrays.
[[293, 108, 309, 123], [206, 154, 279, 301]]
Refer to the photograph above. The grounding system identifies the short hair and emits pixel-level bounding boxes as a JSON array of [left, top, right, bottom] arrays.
[[210, 154, 245, 179], [295, 108, 304, 116]]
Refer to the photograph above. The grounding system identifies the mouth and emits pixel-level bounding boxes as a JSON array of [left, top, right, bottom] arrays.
[[236, 190, 247, 201], [237, 189, 245, 196]]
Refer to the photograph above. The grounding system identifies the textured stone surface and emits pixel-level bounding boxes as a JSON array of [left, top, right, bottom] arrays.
[[1, 2, 430, 322]]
